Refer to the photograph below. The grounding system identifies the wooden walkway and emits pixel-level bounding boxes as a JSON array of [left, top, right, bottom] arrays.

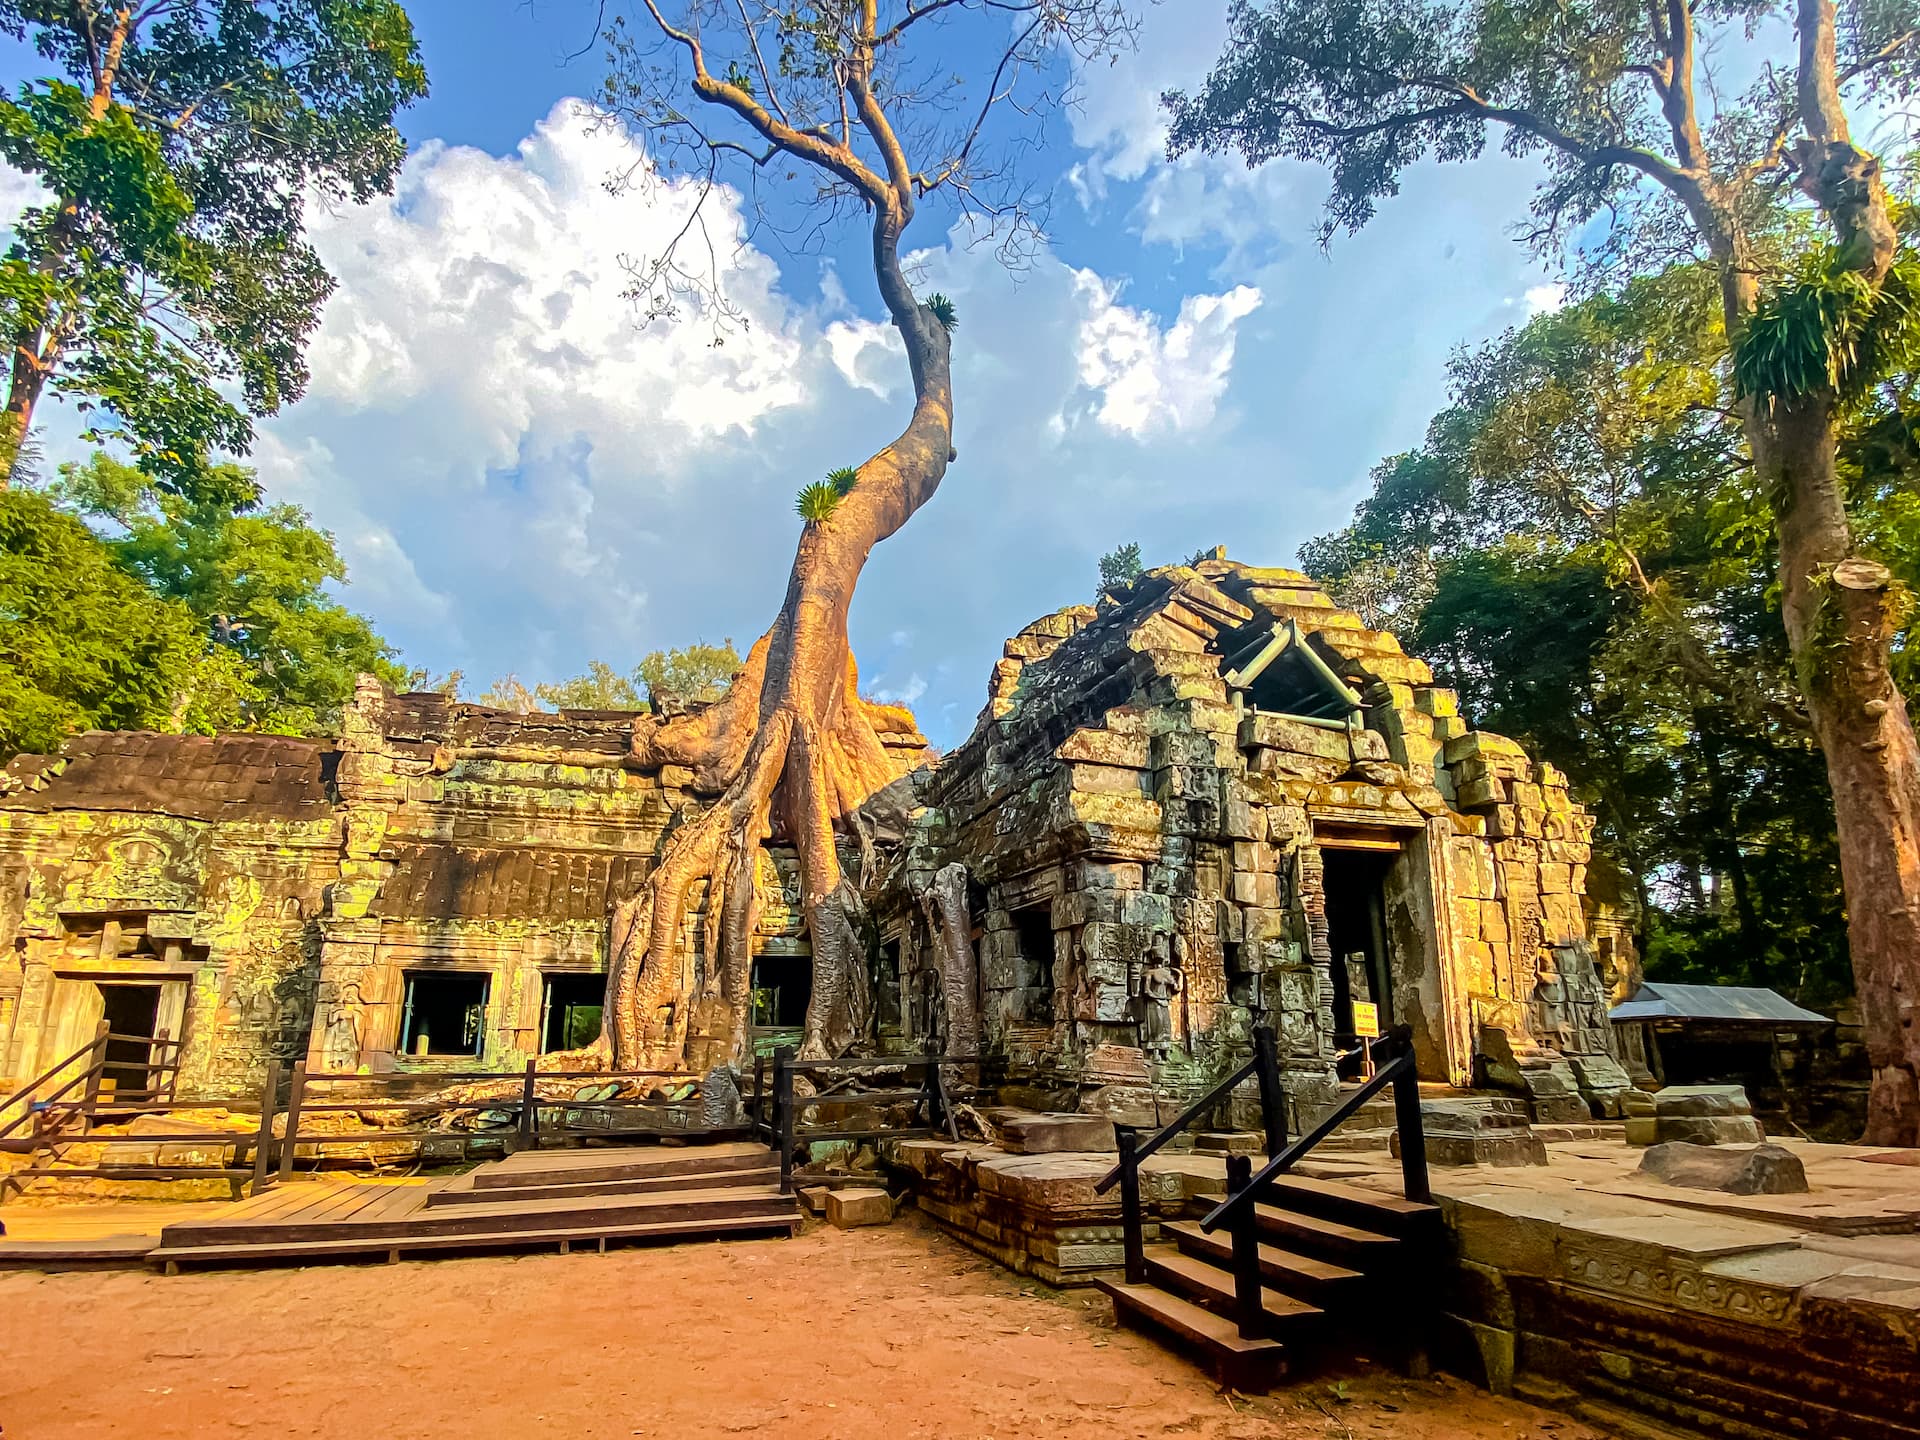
[[145, 1140, 795, 1271]]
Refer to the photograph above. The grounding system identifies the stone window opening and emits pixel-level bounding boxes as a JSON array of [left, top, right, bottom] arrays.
[[540, 973, 605, 1053], [1011, 903, 1056, 1025], [875, 938, 904, 1036], [751, 952, 812, 1032], [400, 971, 489, 1059]]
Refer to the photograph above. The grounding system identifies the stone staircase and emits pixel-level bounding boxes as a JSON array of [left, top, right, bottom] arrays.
[[146, 1140, 797, 1270], [1096, 1173, 1442, 1389]]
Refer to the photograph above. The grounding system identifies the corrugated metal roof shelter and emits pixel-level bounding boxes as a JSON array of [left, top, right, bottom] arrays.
[[1610, 981, 1830, 1026]]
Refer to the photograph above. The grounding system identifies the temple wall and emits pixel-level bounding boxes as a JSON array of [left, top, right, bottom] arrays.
[[881, 557, 1628, 1119]]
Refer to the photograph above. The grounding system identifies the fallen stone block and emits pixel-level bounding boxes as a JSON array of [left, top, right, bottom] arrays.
[[1637, 1142, 1810, 1195], [1395, 1098, 1546, 1167], [798, 1184, 831, 1215], [1653, 1083, 1765, 1146], [1624, 1117, 1659, 1146], [825, 1187, 892, 1228], [994, 1111, 1116, 1155]]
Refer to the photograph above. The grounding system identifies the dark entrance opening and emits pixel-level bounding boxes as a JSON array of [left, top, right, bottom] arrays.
[[1011, 903, 1056, 1024], [751, 952, 813, 1030], [401, 971, 489, 1058], [875, 938, 903, 1037], [97, 982, 162, 1097], [541, 973, 606, 1053], [1322, 847, 1395, 1078]]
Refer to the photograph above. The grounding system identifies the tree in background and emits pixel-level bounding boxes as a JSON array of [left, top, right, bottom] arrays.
[[572, 0, 1133, 1068], [537, 661, 643, 711], [1176, 0, 1920, 1141], [0, 1, 426, 486], [46, 452, 408, 737], [1099, 541, 1144, 592], [0, 487, 199, 754], [633, 641, 741, 708], [1305, 265, 1914, 1011]]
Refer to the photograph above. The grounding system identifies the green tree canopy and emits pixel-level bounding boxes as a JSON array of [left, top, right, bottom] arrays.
[[53, 452, 408, 735], [635, 641, 742, 707], [0, 1, 427, 488], [1304, 264, 1920, 1005], [537, 661, 644, 711], [1098, 541, 1144, 592], [0, 486, 200, 754]]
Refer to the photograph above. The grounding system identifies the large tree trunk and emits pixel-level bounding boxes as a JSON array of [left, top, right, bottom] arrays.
[[1763, 396, 1920, 1144], [594, 206, 952, 1072]]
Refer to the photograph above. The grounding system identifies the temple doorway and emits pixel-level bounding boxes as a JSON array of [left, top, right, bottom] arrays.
[[96, 982, 164, 1098], [1321, 843, 1397, 1077]]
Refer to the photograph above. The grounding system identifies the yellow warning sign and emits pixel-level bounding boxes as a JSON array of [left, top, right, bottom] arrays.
[[1351, 1002, 1380, 1039]]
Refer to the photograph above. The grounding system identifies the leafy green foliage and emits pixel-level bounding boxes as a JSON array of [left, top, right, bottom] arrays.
[[1736, 252, 1920, 409], [50, 453, 408, 736], [792, 461, 862, 523], [0, 487, 201, 755], [925, 292, 959, 332], [536, 661, 644, 711], [1098, 541, 1144, 591], [0, 2, 427, 488], [637, 640, 743, 705], [1305, 271, 1909, 1006]]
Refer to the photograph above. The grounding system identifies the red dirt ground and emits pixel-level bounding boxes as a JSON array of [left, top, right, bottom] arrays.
[[0, 1214, 1608, 1440]]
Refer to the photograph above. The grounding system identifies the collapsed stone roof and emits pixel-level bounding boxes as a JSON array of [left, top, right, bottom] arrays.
[[0, 731, 336, 822]]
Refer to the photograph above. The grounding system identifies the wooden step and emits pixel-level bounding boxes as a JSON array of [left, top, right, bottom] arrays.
[[426, 1164, 778, 1208], [1096, 1279, 1287, 1392], [1195, 1195, 1402, 1259], [158, 1184, 793, 1248], [1140, 1246, 1323, 1334], [1162, 1220, 1367, 1300], [1260, 1174, 1441, 1236], [473, 1141, 773, 1189], [148, 1212, 798, 1272]]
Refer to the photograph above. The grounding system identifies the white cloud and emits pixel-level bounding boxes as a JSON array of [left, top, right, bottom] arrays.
[[1523, 283, 1568, 315], [1071, 273, 1262, 437]]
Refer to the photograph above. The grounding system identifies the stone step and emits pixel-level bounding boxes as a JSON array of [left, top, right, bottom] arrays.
[[1095, 1279, 1288, 1392], [1141, 1246, 1324, 1334], [1161, 1221, 1367, 1300]]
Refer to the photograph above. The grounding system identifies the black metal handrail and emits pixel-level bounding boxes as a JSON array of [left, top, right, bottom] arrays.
[[751, 1050, 978, 1193], [1094, 1026, 1285, 1194], [1089, 1026, 1286, 1290], [1200, 1026, 1429, 1239]]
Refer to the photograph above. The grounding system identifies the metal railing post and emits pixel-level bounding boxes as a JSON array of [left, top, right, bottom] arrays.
[[1390, 1034, 1430, 1204], [1225, 1153, 1265, 1339], [1252, 1025, 1287, 1159], [517, 1059, 540, 1151], [248, 1059, 282, 1194], [1117, 1125, 1146, 1285], [773, 1046, 795, 1195], [276, 1061, 308, 1186]]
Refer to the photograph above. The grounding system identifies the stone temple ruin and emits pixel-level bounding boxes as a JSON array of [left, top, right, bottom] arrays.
[[0, 554, 1638, 1124]]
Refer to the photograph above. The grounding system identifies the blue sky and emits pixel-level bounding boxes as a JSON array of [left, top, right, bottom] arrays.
[[14, 2, 1568, 746]]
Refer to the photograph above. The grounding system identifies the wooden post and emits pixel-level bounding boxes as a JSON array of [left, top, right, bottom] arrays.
[[277, 1061, 308, 1186], [248, 1059, 282, 1195], [81, 1020, 111, 1119], [1226, 1153, 1265, 1339], [1391, 1044, 1430, 1204], [517, 1059, 540, 1151], [1117, 1125, 1146, 1285], [1252, 1025, 1287, 1159], [750, 1055, 767, 1140], [773, 1046, 795, 1195]]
